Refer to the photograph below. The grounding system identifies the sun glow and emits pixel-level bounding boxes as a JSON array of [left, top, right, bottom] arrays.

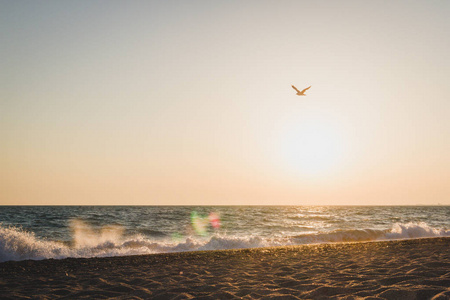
[[278, 116, 346, 177]]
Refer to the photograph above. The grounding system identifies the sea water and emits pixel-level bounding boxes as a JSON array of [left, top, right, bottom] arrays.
[[0, 206, 449, 262]]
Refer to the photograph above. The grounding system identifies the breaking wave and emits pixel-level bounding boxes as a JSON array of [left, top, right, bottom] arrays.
[[1, 221, 448, 262]]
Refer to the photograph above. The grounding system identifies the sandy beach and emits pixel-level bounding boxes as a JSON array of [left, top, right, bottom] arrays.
[[1, 237, 449, 299]]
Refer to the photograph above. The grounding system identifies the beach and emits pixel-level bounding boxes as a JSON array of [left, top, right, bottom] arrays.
[[1, 237, 449, 299]]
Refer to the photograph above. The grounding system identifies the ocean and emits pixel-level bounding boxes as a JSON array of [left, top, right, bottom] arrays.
[[0, 206, 449, 262]]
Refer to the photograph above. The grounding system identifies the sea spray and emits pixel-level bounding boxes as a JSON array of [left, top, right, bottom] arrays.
[[1, 221, 449, 262], [70, 219, 126, 248], [0, 224, 69, 262], [386, 222, 450, 239]]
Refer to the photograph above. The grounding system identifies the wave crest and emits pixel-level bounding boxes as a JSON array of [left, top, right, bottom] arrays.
[[0, 221, 448, 262]]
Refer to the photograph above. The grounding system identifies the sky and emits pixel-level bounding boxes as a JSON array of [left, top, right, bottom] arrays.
[[1, 0, 449, 205]]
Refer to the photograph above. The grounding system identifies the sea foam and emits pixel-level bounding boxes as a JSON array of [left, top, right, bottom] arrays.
[[0, 221, 448, 262]]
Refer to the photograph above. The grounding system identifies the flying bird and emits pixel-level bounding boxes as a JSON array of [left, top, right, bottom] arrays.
[[292, 85, 311, 96]]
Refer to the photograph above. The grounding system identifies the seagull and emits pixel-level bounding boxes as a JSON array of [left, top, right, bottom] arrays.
[[292, 85, 311, 96]]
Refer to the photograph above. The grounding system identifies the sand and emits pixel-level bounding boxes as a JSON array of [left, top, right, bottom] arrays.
[[1, 237, 449, 299]]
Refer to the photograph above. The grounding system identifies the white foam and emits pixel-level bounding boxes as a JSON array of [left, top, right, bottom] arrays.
[[0, 224, 70, 262], [70, 219, 126, 248], [0, 221, 448, 262], [386, 222, 450, 239]]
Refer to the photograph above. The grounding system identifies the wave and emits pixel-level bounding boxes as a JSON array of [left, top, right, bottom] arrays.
[[291, 222, 450, 244], [1, 221, 448, 262]]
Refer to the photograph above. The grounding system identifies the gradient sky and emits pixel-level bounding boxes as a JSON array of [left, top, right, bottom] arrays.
[[1, 0, 449, 205]]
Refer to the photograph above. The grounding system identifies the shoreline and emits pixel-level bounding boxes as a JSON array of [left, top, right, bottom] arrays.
[[1, 237, 449, 299]]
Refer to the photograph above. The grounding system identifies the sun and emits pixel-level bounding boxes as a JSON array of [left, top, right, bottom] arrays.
[[278, 116, 346, 177]]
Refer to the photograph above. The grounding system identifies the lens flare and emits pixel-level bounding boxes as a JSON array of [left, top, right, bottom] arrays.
[[209, 212, 221, 229], [190, 211, 221, 236]]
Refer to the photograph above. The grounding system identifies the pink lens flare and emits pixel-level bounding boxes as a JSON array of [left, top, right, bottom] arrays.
[[209, 212, 221, 229], [190, 211, 221, 236]]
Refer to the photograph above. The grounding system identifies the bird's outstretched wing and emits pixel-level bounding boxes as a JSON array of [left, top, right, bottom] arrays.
[[291, 85, 301, 93], [301, 86, 311, 94]]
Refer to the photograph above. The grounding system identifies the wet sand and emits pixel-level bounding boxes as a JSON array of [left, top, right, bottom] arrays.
[[1, 237, 449, 299]]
